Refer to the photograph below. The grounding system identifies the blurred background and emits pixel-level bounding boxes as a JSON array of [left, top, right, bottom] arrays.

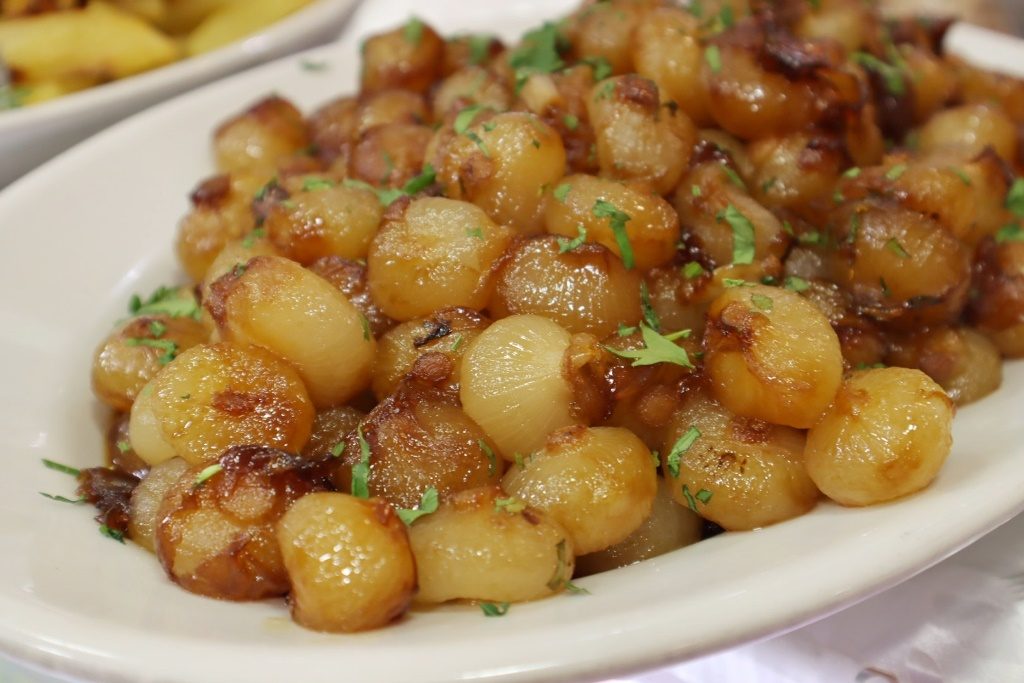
[[883, 0, 1024, 35]]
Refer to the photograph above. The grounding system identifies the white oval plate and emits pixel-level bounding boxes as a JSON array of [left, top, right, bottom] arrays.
[[0, 0, 359, 188], [1, 3, 1022, 682]]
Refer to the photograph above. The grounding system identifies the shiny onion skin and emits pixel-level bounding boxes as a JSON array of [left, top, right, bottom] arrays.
[[155, 445, 330, 601]]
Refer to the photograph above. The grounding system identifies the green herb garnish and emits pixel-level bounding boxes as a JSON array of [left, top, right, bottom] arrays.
[[605, 325, 693, 369], [397, 487, 439, 525], [666, 427, 701, 478], [593, 199, 634, 268], [351, 425, 372, 498]]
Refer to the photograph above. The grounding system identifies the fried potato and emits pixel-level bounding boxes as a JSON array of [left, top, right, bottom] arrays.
[[0, 2, 179, 84], [184, 0, 312, 56]]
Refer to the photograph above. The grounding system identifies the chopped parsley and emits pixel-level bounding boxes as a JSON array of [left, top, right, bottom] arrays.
[[1007, 179, 1024, 217], [853, 52, 905, 96], [691, 184, 703, 197], [454, 104, 490, 135], [553, 183, 572, 203], [299, 59, 329, 72], [116, 440, 132, 453], [995, 224, 1024, 243], [666, 427, 701, 478], [242, 228, 266, 248], [885, 164, 908, 181], [330, 442, 345, 458], [784, 276, 810, 292], [581, 56, 613, 81], [480, 602, 510, 617], [495, 497, 527, 514], [604, 325, 693, 369], [302, 177, 334, 192], [450, 333, 465, 351], [682, 261, 706, 279], [465, 226, 484, 239], [563, 114, 580, 131], [351, 425, 372, 498], [592, 199, 634, 268], [125, 338, 178, 365], [39, 493, 85, 504], [193, 463, 223, 488], [479, 439, 498, 476], [617, 324, 638, 337], [723, 278, 754, 288], [704, 45, 722, 73], [557, 225, 587, 253], [695, 488, 714, 504], [750, 293, 774, 312], [950, 167, 972, 186], [640, 281, 661, 331], [403, 17, 425, 46], [397, 487, 439, 525], [508, 22, 566, 91], [718, 204, 756, 265], [129, 286, 201, 320], [722, 166, 746, 189], [343, 164, 436, 206], [467, 34, 494, 65], [546, 539, 572, 591], [842, 167, 862, 179], [148, 320, 167, 338], [885, 238, 909, 258], [99, 525, 126, 544]]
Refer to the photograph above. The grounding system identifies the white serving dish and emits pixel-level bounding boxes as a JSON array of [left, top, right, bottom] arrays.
[[0, 0, 360, 188], [0, 2, 1022, 682]]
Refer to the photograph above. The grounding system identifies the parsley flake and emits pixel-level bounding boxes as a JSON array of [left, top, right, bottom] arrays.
[[719, 204, 756, 265], [695, 488, 714, 504], [508, 22, 566, 91], [885, 164, 908, 181], [116, 440, 132, 453], [666, 427, 701, 478], [546, 539, 572, 591], [885, 238, 909, 258], [617, 324, 638, 337], [125, 338, 178, 365], [723, 278, 754, 288], [302, 177, 334, 192], [705, 45, 722, 73], [722, 166, 746, 189], [454, 104, 490, 135], [751, 293, 774, 312], [640, 281, 661, 332], [194, 463, 223, 488], [557, 224, 587, 253], [995, 224, 1024, 243], [397, 487, 439, 525], [853, 52, 905, 96], [479, 439, 498, 476], [563, 114, 580, 130], [242, 228, 266, 249], [129, 286, 200, 320], [565, 581, 590, 595], [553, 183, 572, 203], [99, 525, 126, 544], [300, 59, 329, 72], [682, 261, 706, 279], [403, 17, 425, 46], [950, 167, 972, 186], [40, 492, 85, 504], [330, 442, 345, 458], [784, 276, 810, 292], [581, 56, 613, 81], [495, 497, 527, 514], [605, 325, 693, 369], [593, 199, 634, 268], [465, 226, 484, 239], [480, 602, 510, 617], [351, 426, 372, 498], [467, 35, 494, 65], [1007, 179, 1024, 217]]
